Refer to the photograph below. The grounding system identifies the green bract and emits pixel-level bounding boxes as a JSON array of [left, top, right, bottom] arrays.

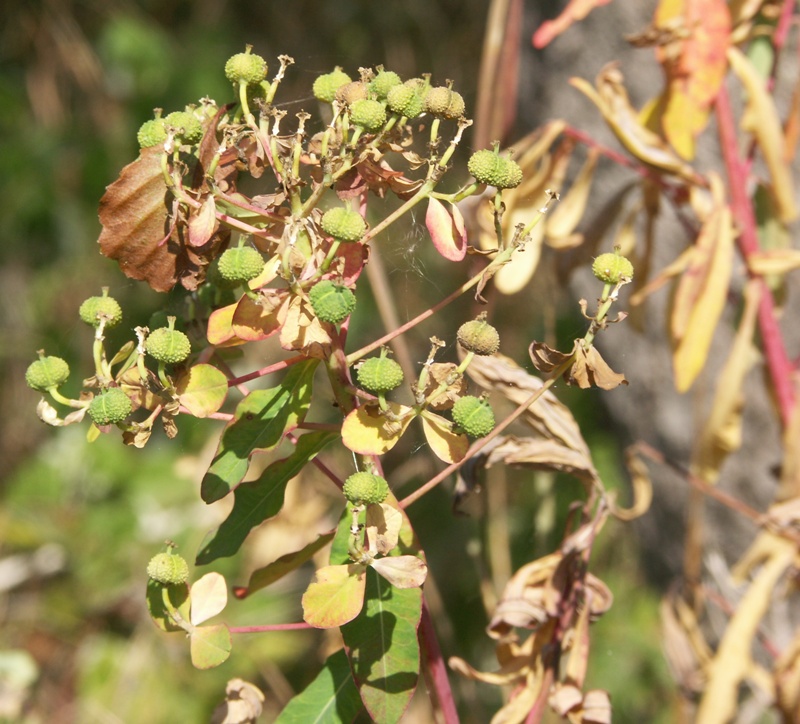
[[88, 388, 133, 426], [343, 472, 390, 505], [147, 552, 190, 585], [224, 47, 268, 85], [309, 281, 356, 325], [321, 207, 367, 242], [79, 290, 123, 329], [452, 396, 495, 438], [25, 355, 70, 392]]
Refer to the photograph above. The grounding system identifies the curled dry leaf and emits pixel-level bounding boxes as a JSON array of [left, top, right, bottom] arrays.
[[421, 362, 466, 411], [370, 555, 428, 589], [365, 503, 403, 556], [567, 342, 628, 390], [278, 295, 331, 357], [211, 678, 265, 724], [608, 446, 653, 521], [529, 341, 574, 376], [569, 64, 699, 183]]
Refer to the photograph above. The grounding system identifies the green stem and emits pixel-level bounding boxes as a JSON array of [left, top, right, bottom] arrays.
[[161, 586, 192, 633], [47, 387, 84, 409]]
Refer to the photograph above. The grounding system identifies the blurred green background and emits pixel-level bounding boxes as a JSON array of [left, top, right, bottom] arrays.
[[0, 1, 672, 722]]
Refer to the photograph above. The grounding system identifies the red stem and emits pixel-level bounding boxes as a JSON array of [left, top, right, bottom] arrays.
[[715, 87, 796, 428], [419, 601, 460, 724], [229, 622, 313, 633]]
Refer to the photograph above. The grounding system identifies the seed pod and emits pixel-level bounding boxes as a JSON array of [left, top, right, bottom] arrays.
[[217, 245, 265, 283], [321, 207, 367, 242], [452, 395, 495, 438], [309, 280, 356, 324], [467, 148, 523, 189], [146, 317, 191, 364], [370, 69, 402, 99], [79, 289, 123, 329], [88, 388, 133, 426], [357, 353, 404, 393], [343, 472, 390, 505], [592, 252, 634, 283], [313, 67, 353, 103], [147, 551, 190, 585], [224, 47, 268, 85], [349, 99, 387, 132], [25, 354, 70, 392], [457, 313, 500, 356]]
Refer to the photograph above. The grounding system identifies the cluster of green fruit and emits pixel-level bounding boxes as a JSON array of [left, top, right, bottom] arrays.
[[25, 289, 195, 428]]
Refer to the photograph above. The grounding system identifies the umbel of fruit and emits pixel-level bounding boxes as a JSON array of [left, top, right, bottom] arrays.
[[452, 395, 495, 438], [25, 352, 70, 392], [79, 288, 123, 329], [146, 317, 191, 364], [88, 387, 133, 426], [313, 67, 353, 103], [467, 144, 523, 189], [321, 207, 367, 242], [357, 349, 404, 393], [224, 45, 268, 86], [592, 250, 634, 284], [457, 313, 500, 356], [217, 241, 265, 284], [343, 472, 390, 506], [147, 550, 190, 586], [309, 280, 356, 325]]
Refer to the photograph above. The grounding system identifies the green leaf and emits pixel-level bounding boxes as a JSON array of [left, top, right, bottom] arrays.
[[341, 567, 422, 724], [234, 530, 336, 599], [302, 564, 367, 629], [275, 649, 363, 723], [176, 364, 228, 417], [146, 581, 190, 633], [196, 431, 336, 565], [200, 359, 319, 503], [330, 498, 425, 723], [189, 624, 232, 669]]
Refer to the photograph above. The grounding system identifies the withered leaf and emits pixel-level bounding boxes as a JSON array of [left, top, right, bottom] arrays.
[[422, 362, 466, 411], [567, 343, 628, 390], [530, 341, 574, 375]]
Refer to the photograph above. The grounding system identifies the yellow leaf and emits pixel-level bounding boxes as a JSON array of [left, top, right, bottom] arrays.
[[341, 402, 414, 455], [747, 249, 800, 276], [689, 281, 760, 483], [420, 410, 469, 464], [728, 46, 799, 223], [696, 532, 796, 723], [570, 65, 698, 182], [301, 564, 367, 629], [671, 176, 735, 391]]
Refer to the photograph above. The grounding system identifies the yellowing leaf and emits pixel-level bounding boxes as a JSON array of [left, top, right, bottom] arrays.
[[188, 194, 218, 247], [341, 402, 414, 455], [654, 0, 732, 160], [420, 410, 469, 464], [231, 291, 286, 342], [747, 249, 800, 276], [190, 572, 228, 626], [190, 624, 232, 669], [279, 295, 331, 356], [176, 364, 228, 417], [689, 281, 760, 483], [728, 46, 798, 223], [207, 302, 246, 347], [302, 564, 367, 629], [671, 178, 735, 391], [570, 64, 698, 182], [696, 532, 796, 723]]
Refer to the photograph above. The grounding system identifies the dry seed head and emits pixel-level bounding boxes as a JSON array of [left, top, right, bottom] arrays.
[[457, 314, 500, 355]]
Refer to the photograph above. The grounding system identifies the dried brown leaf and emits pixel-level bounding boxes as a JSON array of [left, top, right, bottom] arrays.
[[568, 343, 628, 390], [529, 341, 574, 375], [279, 295, 331, 357]]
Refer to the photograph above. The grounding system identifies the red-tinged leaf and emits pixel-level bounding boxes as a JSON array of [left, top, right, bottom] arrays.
[[98, 148, 228, 292], [655, 0, 732, 160], [302, 564, 367, 629], [189, 624, 232, 669], [190, 572, 228, 626], [274, 649, 363, 723], [176, 364, 228, 417], [234, 530, 336, 599], [341, 403, 415, 456], [420, 410, 469, 463], [197, 431, 336, 564], [146, 580, 190, 633], [200, 360, 319, 503], [533, 0, 613, 49], [188, 194, 218, 247], [426, 197, 467, 261], [232, 291, 287, 342], [207, 302, 245, 347], [370, 556, 428, 589]]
